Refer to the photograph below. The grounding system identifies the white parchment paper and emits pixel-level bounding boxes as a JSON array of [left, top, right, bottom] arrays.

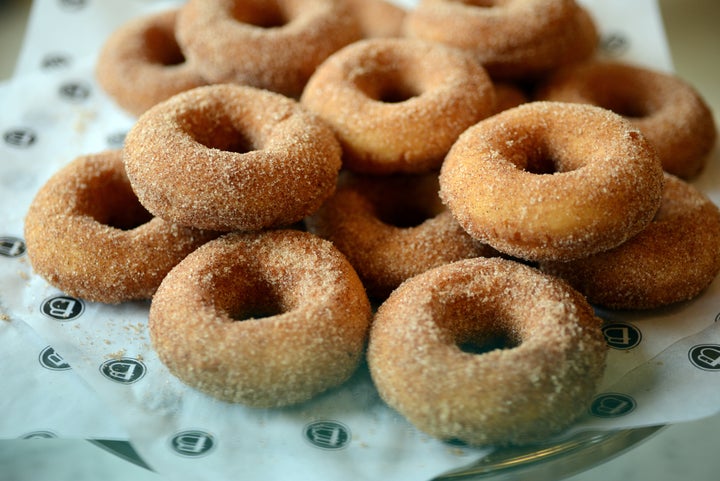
[[1, 1, 719, 480]]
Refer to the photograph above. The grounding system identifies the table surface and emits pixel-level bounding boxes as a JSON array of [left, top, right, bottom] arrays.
[[1, 1, 719, 480]]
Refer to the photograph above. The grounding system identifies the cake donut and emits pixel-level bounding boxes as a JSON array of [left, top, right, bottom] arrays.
[[123, 84, 342, 232], [535, 60, 718, 179], [305, 172, 498, 299], [24, 150, 218, 304], [346, 0, 407, 38], [301, 38, 496, 174], [403, 0, 598, 80], [439, 101, 664, 262], [175, 0, 362, 97], [367, 257, 607, 446], [149, 229, 372, 407], [541, 174, 720, 310], [95, 9, 208, 117]]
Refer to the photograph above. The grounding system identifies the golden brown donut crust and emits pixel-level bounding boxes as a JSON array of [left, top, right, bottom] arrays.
[[403, 0, 598, 80], [24, 150, 218, 304], [439, 101, 664, 262], [301, 37, 496, 174], [149, 229, 372, 407], [95, 9, 208, 117], [175, 0, 362, 97], [123, 84, 342, 232], [305, 172, 498, 299], [535, 60, 718, 179], [346, 0, 407, 38], [541, 174, 720, 310], [367, 257, 607, 446]]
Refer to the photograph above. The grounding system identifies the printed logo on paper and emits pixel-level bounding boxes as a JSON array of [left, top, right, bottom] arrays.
[[40, 295, 84, 321], [602, 322, 642, 350], [589, 393, 636, 418], [303, 420, 351, 450], [39, 346, 71, 371], [99, 358, 146, 384], [0, 237, 26, 258], [106, 131, 127, 148], [688, 344, 720, 371], [41, 53, 71, 70], [600, 32, 630, 56], [3, 128, 37, 148], [58, 0, 87, 11], [59, 81, 91, 102], [170, 430, 216, 457], [20, 430, 57, 439]]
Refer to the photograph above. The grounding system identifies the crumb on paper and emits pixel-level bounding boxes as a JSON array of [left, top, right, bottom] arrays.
[[0, 312, 10, 322], [107, 349, 126, 359]]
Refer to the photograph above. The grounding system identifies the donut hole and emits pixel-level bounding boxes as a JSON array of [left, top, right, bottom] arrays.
[[596, 92, 653, 119], [456, 329, 521, 354], [375, 198, 444, 228], [143, 25, 185, 67], [84, 173, 154, 230], [356, 71, 425, 104], [231, 0, 289, 28], [184, 111, 260, 154], [457, 0, 503, 7], [220, 276, 288, 322]]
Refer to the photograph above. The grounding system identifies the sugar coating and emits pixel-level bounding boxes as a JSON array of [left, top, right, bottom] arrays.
[[95, 8, 208, 117], [541, 173, 720, 309], [149, 229, 372, 407], [175, 0, 362, 97], [439, 101, 665, 262], [404, 0, 598, 80], [536, 59, 718, 179], [367, 257, 607, 446], [23, 150, 218, 304], [123, 84, 342, 232]]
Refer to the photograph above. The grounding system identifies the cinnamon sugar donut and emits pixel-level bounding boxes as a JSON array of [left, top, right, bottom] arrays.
[[175, 0, 362, 97], [346, 0, 407, 38], [305, 172, 498, 299], [123, 84, 342, 232], [368, 257, 607, 446], [95, 9, 207, 117], [24, 150, 217, 304], [541, 174, 720, 310], [149, 229, 372, 407], [439, 101, 664, 262], [403, 0, 598, 81], [535, 60, 718, 179], [301, 38, 495, 174]]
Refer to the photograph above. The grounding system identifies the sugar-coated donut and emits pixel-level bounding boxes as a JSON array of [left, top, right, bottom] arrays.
[[535, 60, 718, 179], [368, 257, 607, 446], [541, 174, 720, 310], [301, 38, 496, 174], [24, 150, 218, 304], [305, 172, 498, 299], [95, 9, 208, 117], [346, 0, 407, 38], [403, 0, 598, 81], [123, 84, 342, 232], [439, 101, 664, 262], [175, 0, 362, 97], [149, 229, 372, 407]]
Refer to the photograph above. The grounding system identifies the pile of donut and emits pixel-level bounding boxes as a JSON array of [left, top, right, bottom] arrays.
[[24, 0, 719, 447]]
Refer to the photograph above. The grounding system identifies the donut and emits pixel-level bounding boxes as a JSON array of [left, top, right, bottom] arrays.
[[23, 150, 218, 304], [305, 172, 498, 299], [301, 38, 496, 174], [535, 60, 718, 179], [540, 174, 720, 310], [175, 0, 362, 97], [367, 257, 607, 446], [149, 229, 372, 407], [403, 0, 598, 81], [346, 0, 407, 38], [439, 101, 665, 262], [95, 9, 208, 117], [123, 84, 342, 232]]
